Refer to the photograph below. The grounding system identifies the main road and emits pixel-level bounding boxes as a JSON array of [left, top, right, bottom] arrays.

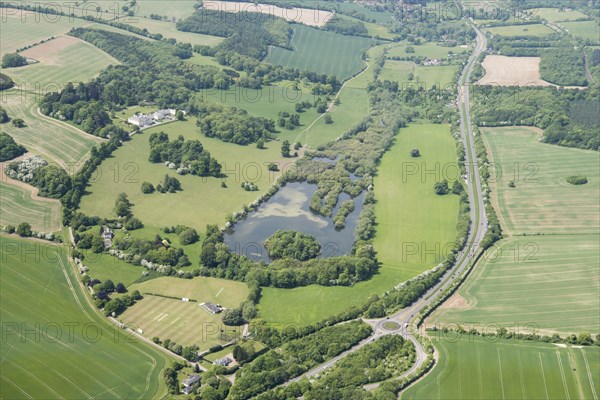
[[285, 18, 490, 389]]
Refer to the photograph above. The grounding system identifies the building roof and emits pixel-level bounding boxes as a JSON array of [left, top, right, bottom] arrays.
[[202, 302, 222, 314], [182, 374, 200, 387], [214, 356, 232, 366]]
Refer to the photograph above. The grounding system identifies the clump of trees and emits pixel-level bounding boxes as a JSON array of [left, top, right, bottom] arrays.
[[0, 132, 26, 161], [5, 156, 71, 198], [157, 175, 182, 193], [0, 73, 15, 91], [11, 118, 25, 128], [164, 225, 200, 245], [410, 148, 420, 157], [264, 230, 321, 261], [2, 52, 27, 68], [566, 175, 588, 185], [148, 132, 222, 176], [176, 9, 291, 59], [323, 16, 368, 36], [195, 103, 275, 145], [539, 48, 587, 87], [228, 321, 372, 399]]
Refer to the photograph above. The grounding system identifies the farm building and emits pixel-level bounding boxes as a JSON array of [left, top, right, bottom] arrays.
[[213, 356, 232, 367], [181, 374, 200, 395], [201, 302, 223, 314]]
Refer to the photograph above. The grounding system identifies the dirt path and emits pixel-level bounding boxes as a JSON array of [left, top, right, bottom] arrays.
[[584, 53, 595, 85], [0, 152, 62, 204]]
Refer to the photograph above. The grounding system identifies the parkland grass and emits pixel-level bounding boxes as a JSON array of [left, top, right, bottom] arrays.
[[482, 126, 599, 235], [387, 42, 469, 59], [258, 124, 460, 325], [402, 336, 600, 399], [379, 60, 459, 88], [535, 8, 590, 22], [0, 181, 61, 232], [0, 235, 173, 399], [431, 235, 600, 334], [78, 119, 288, 231], [485, 23, 555, 37], [560, 20, 600, 43], [266, 24, 376, 81]]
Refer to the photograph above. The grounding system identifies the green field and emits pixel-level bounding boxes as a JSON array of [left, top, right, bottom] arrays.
[[8, 37, 118, 87], [0, 11, 87, 55], [118, 17, 224, 46], [403, 336, 600, 399], [118, 276, 249, 348], [432, 235, 600, 334], [486, 23, 555, 37], [0, 235, 173, 399], [387, 42, 469, 59], [258, 124, 460, 325], [1, 91, 103, 169], [128, 276, 249, 306], [482, 127, 600, 235], [0, 182, 61, 232], [379, 60, 459, 88], [336, 2, 393, 24], [266, 24, 375, 81], [535, 8, 590, 22], [79, 119, 287, 231], [118, 295, 242, 349], [560, 20, 600, 42], [82, 252, 147, 287]]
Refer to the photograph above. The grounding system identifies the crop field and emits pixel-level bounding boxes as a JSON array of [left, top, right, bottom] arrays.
[[337, 2, 393, 23], [477, 55, 554, 87], [0, 235, 172, 399], [1, 92, 103, 169], [0, 8, 88, 55], [379, 60, 459, 88], [118, 295, 242, 348], [0, 181, 61, 232], [560, 21, 600, 42], [387, 42, 469, 59], [266, 24, 375, 81], [8, 36, 119, 87], [486, 23, 555, 37], [78, 119, 288, 230], [336, 14, 394, 39], [258, 124, 460, 325], [535, 8, 590, 22], [482, 126, 600, 235], [128, 276, 249, 306], [431, 235, 600, 334], [402, 336, 600, 399], [118, 17, 224, 46]]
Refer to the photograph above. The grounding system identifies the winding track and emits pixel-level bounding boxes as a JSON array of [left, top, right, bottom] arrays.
[[284, 17, 489, 390]]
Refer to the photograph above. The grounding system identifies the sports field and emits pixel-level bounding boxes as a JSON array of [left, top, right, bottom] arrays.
[[402, 336, 600, 399], [560, 21, 600, 42], [258, 124, 460, 325], [0, 235, 173, 399], [535, 8, 589, 22], [486, 23, 555, 37], [128, 276, 249, 306], [482, 126, 600, 235], [118, 295, 242, 349], [8, 36, 119, 87], [431, 235, 600, 334], [0, 181, 61, 232], [266, 24, 375, 81], [1, 91, 103, 169], [119, 276, 248, 348], [78, 119, 288, 230], [379, 60, 459, 88]]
